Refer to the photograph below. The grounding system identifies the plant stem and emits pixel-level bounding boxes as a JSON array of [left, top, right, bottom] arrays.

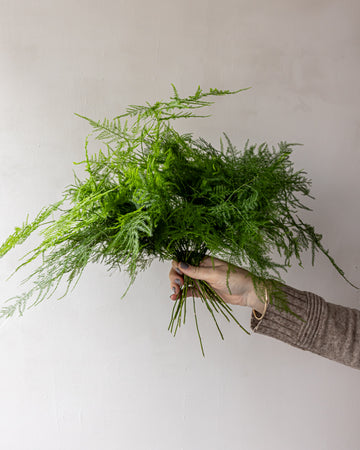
[[168, 273, 250, 356]]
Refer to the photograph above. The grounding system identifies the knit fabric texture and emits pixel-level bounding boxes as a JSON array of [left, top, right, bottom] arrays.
[[251, 284, 360, 369]]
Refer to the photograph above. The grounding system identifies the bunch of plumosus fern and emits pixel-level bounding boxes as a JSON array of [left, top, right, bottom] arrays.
[[0, 85, 355, 354]]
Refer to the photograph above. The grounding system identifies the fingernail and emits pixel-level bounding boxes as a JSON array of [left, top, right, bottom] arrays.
[[180, 262, 189, 270], [175, 268, 182, 275], [172, 287, 176, 293], [174, 278, 181, 286]]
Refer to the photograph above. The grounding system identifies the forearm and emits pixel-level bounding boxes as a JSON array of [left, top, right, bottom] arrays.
[[249, 284, 360, 370]]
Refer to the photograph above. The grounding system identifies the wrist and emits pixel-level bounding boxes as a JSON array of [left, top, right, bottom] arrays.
[[246, 282, 266, 315], [250, 297, 266, 315]]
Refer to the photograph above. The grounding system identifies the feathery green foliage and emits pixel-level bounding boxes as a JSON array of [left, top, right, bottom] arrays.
[[0, 85, 356, 355]]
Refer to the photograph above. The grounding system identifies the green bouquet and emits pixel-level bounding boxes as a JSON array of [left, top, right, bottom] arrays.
[[0, 85, 356, 354]]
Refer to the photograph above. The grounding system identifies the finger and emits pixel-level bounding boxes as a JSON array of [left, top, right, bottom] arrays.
[[172, 259, 217, 272], [169, 285, 201, 301], [169, 266, 183, 288], [171, 260, 184, 277], [169, 290, 178, 301], [198, 256, 222, 267], [170, 277, 183, 293], [169, 275, 184, 301], [175, 261, 217, 282], [169, 264, 184, 279]]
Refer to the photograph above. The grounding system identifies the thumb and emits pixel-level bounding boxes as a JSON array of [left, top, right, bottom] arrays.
[[178, 261, 215, 282]]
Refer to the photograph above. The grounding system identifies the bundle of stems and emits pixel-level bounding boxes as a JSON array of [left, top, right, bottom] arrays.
[[168, 274, 250, 356], [0, 85, 356, 355]]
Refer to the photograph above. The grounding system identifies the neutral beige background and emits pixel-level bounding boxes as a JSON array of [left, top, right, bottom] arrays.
[[0, 0, 359, 449]]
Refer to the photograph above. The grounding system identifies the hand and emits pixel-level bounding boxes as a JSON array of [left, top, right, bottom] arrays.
[[168, 256, 266, 314]]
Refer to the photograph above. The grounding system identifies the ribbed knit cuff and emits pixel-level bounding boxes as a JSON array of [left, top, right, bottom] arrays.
[[250, 284, 325, 351]]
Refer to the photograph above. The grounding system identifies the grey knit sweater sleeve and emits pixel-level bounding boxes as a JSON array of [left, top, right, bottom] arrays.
[[251, 284, 360, 369]]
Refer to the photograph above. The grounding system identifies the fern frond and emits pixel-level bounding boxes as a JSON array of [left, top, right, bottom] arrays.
[[1, 84, 356, 355]]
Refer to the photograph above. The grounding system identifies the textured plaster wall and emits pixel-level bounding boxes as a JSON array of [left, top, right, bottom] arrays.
[[0, 1, 359, 449]]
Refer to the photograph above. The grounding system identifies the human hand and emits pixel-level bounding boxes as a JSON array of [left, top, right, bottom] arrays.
[[168, 256, 266, 314]]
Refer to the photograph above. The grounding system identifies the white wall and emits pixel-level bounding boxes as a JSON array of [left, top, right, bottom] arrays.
[[0, 0, 359, 449]]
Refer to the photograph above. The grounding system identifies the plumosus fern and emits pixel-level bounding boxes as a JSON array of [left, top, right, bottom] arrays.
[[0, 85, 357, 355]]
